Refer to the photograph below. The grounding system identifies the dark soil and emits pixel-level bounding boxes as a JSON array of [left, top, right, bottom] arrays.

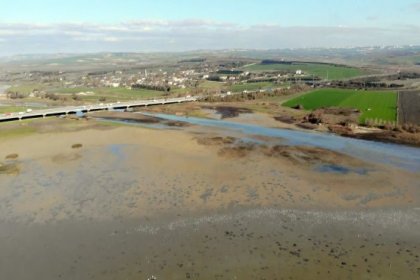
[[202, 106, 253, 119], [195, 136, 237, 146], [273, 116, 296, 124], [398, 91, 420, 125]]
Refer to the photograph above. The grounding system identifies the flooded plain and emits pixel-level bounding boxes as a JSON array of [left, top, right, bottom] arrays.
[[0, 116, 419, 279]]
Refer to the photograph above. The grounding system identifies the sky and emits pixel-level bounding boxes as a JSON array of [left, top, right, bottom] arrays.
[[0, 0, 419, 56]]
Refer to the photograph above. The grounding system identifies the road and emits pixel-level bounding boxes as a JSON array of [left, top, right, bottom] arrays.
[[0, 96, 199, 122]]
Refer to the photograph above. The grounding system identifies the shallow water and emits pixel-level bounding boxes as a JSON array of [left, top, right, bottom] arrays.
[[0, 84, 10, 95], [315, 164, 369, 175], [0, 120, 419, 279], [144, 113, 420, 172]]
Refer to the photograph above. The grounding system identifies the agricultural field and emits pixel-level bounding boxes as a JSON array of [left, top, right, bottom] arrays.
[[398, 91, 420, 125], [243, 63, 366, 80], [283, 88, 397, 124]]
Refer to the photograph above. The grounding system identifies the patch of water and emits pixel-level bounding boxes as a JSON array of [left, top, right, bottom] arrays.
[[0, 85, 10, 95], [143, 113, 420, 172], [98, 117, 185, 130], [315, 164, 369, 175]]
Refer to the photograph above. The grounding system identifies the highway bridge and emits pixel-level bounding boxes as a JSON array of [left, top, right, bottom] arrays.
[[0, 96, 199, 122]]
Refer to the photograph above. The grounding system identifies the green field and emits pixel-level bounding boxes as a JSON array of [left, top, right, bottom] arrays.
[[199, 81, 225, 89], [7, 83, 47, 95], [243, 63, 365, 80], [228, 82, 275, 92], [172, 81, 225, 94], [283, 88, 397, 124], [0, 106, 28, 114]]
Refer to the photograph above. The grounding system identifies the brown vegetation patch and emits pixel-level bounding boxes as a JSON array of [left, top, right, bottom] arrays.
[[218, 143, 257, 158], [5, 153, 19, 160], [202, 105, 253, 119], [261, 145, 363, 167], [71, 144, 83, 149], [164, 121, 190, 127], [302, 108, 359, 126], [296, 123, 318, 130], [352, 131, 420, 147], [274, 115, 297, 124], [195, 136, 237, 146], [328, 125, 353, 135], [0, 162, 20, 175]]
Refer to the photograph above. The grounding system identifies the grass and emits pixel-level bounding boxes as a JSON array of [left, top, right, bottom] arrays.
[[199, 81, 225, 89], [283, 88, 397, 124], [7, 83, 46, 94], [228, 82, 275, 92], [0, 106, 28, 114], [0, 125, 36, 139], [49, 87, 166, 102], [172, 81, 226, 94], [243, 63, 365, 80]]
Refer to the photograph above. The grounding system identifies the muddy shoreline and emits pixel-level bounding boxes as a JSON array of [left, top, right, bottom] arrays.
[[137, 102, 420, 147], [1, 207, 419, 280], [0, 115, 419, 279]]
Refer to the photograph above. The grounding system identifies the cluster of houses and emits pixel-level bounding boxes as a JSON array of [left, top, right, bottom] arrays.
[[1, 60, 309, 98]]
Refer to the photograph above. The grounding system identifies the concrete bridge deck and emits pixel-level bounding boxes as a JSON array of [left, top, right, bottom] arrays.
[[0, 96, 198, 122]]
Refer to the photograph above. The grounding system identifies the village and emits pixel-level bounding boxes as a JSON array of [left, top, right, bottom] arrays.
[[0, 58, 316, 103]]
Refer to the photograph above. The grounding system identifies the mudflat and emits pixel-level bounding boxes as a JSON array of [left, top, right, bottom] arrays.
[[0, 117, 419, 279]]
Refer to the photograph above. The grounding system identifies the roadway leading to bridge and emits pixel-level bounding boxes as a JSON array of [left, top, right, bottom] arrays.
[[0, 96, 199, 122]]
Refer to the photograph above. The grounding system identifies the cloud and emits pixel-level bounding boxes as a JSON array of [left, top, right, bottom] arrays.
[[0, 20, 418, 56]]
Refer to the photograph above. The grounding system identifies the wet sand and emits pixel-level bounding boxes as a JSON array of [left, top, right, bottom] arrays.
[[0, 118, 419, 279]]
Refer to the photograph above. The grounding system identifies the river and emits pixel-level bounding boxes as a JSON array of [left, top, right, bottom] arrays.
[[142, 112, 420, 172]]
